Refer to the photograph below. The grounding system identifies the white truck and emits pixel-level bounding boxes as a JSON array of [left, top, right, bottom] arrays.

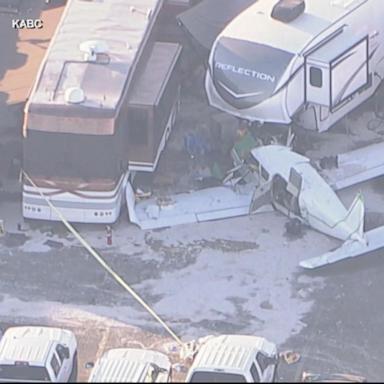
[[87, 348, 172, 382], [0, 326, 78, 383], [185, 335, 279, 383]]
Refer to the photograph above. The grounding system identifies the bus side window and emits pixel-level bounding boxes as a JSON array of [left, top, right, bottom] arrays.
[[129, 108, 148, 146]]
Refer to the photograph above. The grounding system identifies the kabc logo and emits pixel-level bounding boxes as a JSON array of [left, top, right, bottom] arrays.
[[12, 19, 44, 29]]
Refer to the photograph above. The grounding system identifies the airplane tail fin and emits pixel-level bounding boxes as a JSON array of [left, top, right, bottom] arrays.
[[300, 224, 384, 269], [300, 193, 370, 269], [344, 192, 365, 243]]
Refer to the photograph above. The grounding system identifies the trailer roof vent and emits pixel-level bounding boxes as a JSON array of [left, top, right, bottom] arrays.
[[79, 40, 109, 63], [65, 87, 85, 104], [271, 0, 305, 23]]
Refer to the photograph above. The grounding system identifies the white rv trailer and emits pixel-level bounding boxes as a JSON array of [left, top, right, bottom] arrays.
[[22, 0, 182, 223], [206, 0, 384, 132]]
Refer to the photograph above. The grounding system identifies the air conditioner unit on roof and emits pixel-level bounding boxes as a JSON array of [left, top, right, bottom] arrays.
[[271, 0, 305, 23], [65, 87, 85, 104]]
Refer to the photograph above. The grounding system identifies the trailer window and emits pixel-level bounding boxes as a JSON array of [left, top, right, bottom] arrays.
[[129, 108, 148, 146], [309, 67, 322, 88]]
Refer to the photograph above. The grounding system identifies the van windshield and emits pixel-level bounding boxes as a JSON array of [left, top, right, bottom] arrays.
[[189, 371, 247, 382], [0, 364, 51, 382]]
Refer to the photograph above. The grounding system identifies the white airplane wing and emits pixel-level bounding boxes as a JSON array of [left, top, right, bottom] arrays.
[[126, 182, 273, 230], [320, 141, 384, 191], [300, 225, 384, 269]]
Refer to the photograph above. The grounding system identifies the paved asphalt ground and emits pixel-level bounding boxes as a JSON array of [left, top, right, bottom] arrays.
[[1, 1, 384, 382], [280, 249, 384, 382]]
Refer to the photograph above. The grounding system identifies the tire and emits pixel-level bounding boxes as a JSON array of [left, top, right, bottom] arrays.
[[68, 352, 78, 382]]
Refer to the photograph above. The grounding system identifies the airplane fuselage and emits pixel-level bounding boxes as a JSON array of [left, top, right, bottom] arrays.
[[250, 145, 364, 241]]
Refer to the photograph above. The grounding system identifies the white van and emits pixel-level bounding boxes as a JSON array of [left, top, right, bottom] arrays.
[[88, 348, 172, 382], [0, 326, 78, 382], [185, 335, 279, 382]]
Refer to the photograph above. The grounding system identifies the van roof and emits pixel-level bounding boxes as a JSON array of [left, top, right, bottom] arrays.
[[190, 335, 276, 373], [88, 348, 171, 383], [0, 327, 70, 366]]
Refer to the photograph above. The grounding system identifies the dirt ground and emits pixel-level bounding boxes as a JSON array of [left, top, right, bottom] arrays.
[[1, 1, 384, 383]]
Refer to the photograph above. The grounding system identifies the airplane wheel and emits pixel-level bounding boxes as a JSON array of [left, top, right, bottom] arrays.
[[285, 218, 302, 236]]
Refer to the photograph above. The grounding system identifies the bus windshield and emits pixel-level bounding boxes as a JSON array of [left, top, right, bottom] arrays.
[[23, 130, 124, 181]]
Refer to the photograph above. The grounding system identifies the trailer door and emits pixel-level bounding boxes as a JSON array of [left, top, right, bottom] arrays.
[[306, 31, 369, 110]]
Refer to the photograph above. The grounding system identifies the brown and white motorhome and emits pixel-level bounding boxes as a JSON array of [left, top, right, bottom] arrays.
[[22, 0, 182, 224]]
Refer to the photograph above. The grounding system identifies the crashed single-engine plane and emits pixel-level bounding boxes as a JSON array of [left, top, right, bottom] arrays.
[[126, 141, 384, 269]]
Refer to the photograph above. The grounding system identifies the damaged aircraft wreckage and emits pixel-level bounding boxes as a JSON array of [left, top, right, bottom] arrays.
[[126, 138, 384, 270]]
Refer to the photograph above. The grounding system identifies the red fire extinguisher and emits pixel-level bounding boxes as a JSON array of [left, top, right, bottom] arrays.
[[106, 225, 112, 246]]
